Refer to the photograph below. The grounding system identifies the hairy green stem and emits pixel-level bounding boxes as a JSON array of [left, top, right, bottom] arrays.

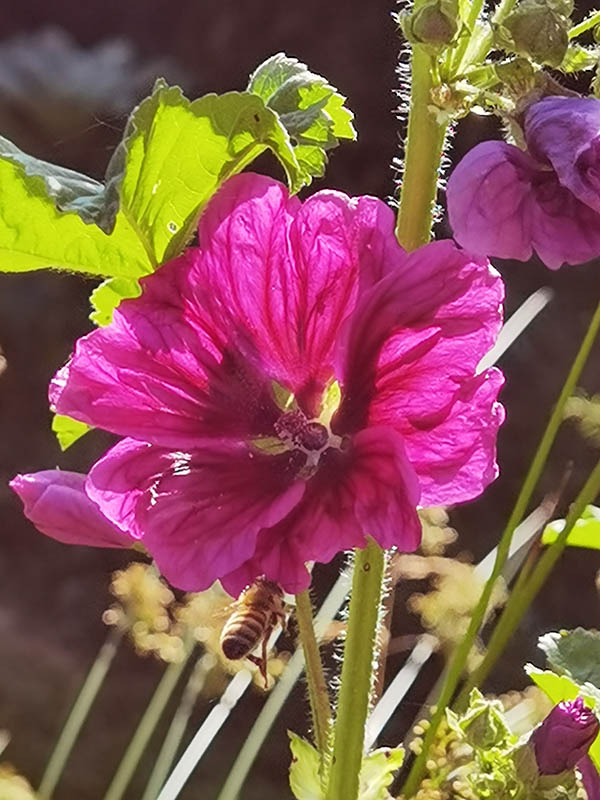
[[38, 627, 123, 799], [141, 655, 212, 800], [396, 44, 448, 251], [295, 589, 332, 753], [401, 296, 600, 797], [459, 458, 600, 701], [569, 9, 600, 38], [326, 541, 385, 800], [103, 645, 194, 800]]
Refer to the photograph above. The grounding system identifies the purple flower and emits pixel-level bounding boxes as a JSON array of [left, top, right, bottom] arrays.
[[10, 471, 133, 548], [531, 697, 599, 775], [14, 174, 504, 596], [447, 96, 600, 269]]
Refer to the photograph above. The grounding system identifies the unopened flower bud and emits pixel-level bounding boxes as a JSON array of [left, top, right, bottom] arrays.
[[530, 697, 599, 775], [401, 0, 460, 46], [500, 0, 570, 67]]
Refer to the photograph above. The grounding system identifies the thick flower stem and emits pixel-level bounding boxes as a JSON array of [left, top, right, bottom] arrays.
[[295, 589, 332, 753], [458, 457, 600, 703], [103, 644, 194, 800], [38, 627, 123, 799], [396, 43, 448, 252], [401, 296, 600, 798], [326, 540, 385, 800]]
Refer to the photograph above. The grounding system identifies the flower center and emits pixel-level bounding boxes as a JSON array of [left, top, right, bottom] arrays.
[[274, 411, 330, 452], [272, 410, 344, 478]]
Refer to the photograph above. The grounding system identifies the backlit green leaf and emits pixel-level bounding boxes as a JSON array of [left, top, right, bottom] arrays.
[[289, 733, 322, 800], [359, 747, 405, 800], [0, 156, 151, 276], [542, 505, 600, 550], [559, 44, 600, 71], [539, 628, 600, 688], [248, 53, 356, 181], [89, 276, 142, 326], [288, 732, 404, 800], [51, 414, 91, 451], [110, 79, 303, 265], [0, 135, 117, 232]]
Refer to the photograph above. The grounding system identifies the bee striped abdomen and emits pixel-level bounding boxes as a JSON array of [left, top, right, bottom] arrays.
[[220, 608, 269, 661]]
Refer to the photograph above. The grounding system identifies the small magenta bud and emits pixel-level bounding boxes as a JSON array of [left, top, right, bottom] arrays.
[[530, 697, 599, 775]]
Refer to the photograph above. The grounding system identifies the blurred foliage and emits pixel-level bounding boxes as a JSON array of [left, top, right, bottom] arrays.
[[0, 764, 37, 800], [393, 509, 507, 671]]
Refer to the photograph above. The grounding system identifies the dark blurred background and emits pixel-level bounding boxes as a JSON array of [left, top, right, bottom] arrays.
[[0, 1, 599, 798]]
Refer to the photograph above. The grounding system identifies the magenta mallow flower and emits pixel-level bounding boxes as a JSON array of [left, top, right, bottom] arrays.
[[11, 173, 504, 596], [531, 697, 600, 775], [447, 96, 600, 270]]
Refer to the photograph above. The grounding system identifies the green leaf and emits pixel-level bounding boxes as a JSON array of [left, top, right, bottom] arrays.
[[288, 733, 322, 800], [51, 414, 91, 451], [0, 135, 117, 232], [559, 44, 600, 71], [526, 666, 600, 769], [89, 276, 142, 326], [539, 628, 600, 687], [0, 156, 152, 276], [288, 733, 404, 800], [110, 79, 304, 266], [248, 53, 356, 181], [542, 505, 600, 550], [359, 747, 405, 800]]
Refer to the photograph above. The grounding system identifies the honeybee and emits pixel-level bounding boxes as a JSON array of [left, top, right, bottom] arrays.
[[220, 577, 287, 683]]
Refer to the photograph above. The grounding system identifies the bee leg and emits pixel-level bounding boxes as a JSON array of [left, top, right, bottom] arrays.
[[276, 610, 288, 633]]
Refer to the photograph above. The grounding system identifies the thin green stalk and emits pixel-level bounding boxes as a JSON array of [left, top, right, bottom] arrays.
[[459, 457, 600, 701], [295, 589, 332, 753], [569, 9, 600, 38], [103, 645, 194, 800], [326, 541, 386, 800], [396, 43, 448, 251], [454, 0, 519, 76], [38, 627, 123, 799], [449, 0, 487, 74], [141, 655, 212, 800], [401, 297, 600, 798]]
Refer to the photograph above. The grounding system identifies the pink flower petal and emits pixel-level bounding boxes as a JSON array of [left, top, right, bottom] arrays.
[[222, 426, 422, 596], [9, 470, 133, 548], [447, 138, 600, 269], [51, 174, 406, 441], [525, 95, 600, 213], [529, 173, 600, 270], [193, 174, 405, 413], [447, 140, 536, 262], [50, 279, 281, 449], [400, 369, 505, 505], [334, 240, 504, 505], [86, 437, 306, 592]]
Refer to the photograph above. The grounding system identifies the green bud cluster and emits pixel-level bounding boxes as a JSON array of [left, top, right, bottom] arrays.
[[400, 0, 461, 47], [496, 0, 572, 67]]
